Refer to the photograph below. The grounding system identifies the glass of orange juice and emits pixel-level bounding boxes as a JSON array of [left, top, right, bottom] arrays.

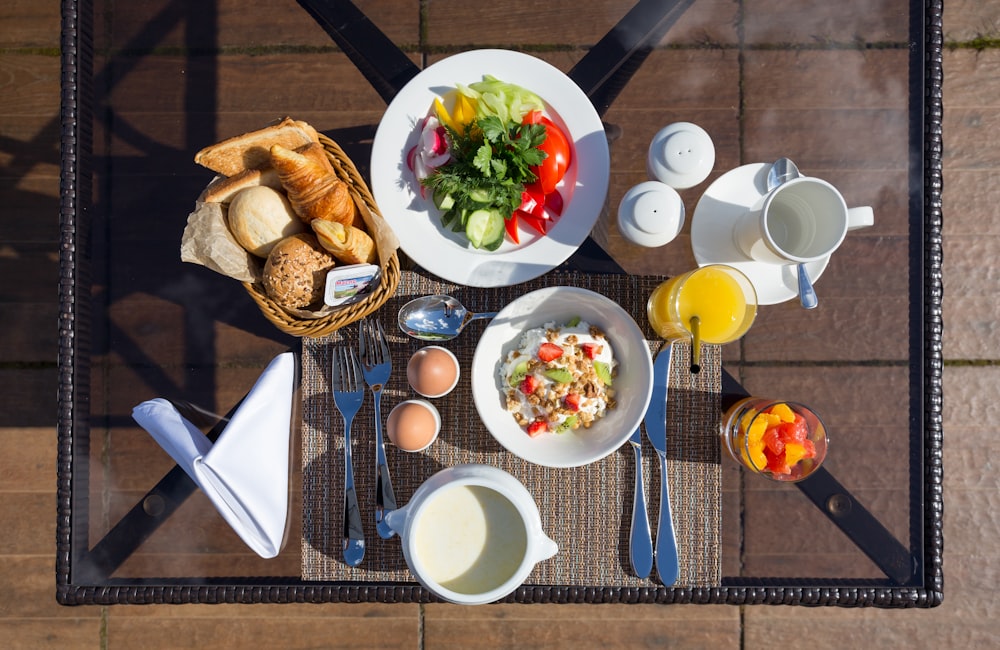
[[720, 398, 828, 482], [647, 264, 757, 371]]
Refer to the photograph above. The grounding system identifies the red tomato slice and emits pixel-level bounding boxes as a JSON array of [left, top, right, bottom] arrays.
[[523, 113, 572, 195]]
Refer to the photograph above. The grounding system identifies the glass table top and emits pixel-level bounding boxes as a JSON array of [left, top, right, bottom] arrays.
[[57, 0, 943, 606]]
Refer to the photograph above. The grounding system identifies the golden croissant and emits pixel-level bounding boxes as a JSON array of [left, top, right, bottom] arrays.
[[269, 143, 358, 226], [311, 219, 377, 265]]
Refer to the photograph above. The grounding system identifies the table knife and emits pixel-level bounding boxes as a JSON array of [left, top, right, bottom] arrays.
[[644, 342, 680, 586], [628, 426, 653, 579]]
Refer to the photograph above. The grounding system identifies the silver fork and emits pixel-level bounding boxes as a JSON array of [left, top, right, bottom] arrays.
[[358, 318, 397, 539], [331, 345, 365, 566]]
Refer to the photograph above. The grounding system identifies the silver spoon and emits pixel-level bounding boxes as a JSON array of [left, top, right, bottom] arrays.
[[766, 158, 818, 310], [397, 294, 498, 341]]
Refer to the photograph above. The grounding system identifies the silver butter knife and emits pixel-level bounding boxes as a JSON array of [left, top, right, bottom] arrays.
[[645, 342, 680, 586], [628, 426, 653, 579]]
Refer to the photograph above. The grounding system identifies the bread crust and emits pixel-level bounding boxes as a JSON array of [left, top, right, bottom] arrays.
[[201, 167, 283, 203], [194, 117, 320, 177], [262, 233, 336, 310]]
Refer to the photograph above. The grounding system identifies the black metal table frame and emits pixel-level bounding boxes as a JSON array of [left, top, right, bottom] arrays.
[[56, 0, 944, 606]]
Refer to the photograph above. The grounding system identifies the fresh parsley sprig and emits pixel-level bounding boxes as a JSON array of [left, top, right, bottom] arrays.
[[421, 115, 548, 218]]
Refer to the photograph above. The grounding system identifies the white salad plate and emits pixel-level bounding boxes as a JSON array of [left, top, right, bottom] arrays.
[[690, 163, 831, 305], [470, 286, 653, 468], [370, 49, 610, 288]]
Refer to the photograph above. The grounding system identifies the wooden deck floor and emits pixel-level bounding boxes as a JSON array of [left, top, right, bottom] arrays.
[[0, 0, 997, 647]]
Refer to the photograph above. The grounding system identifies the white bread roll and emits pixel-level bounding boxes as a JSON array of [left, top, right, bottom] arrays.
[[227, 186, 306, 257]]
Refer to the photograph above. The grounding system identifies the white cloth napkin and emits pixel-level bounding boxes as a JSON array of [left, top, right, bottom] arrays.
[[131, 352, 296, 559]]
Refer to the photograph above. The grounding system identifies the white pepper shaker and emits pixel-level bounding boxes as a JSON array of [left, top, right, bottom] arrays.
[[646, 122, 715, 189], [617, 181, 685, 247]]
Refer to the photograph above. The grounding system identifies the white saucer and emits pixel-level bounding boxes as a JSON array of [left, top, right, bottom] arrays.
[[691, 163, 830, 306]]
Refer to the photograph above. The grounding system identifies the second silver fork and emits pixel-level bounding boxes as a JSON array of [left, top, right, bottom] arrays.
[[359, 318, 397, 539], [332, 345, 365, 566]]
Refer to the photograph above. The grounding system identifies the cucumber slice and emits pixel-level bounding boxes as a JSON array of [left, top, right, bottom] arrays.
[[433, 190, 456, 211], [467, 188, 491, 204], [465, 208, 505, 249], [440, 207, 457, 228]]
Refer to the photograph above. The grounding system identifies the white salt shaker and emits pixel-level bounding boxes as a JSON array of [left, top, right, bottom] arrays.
[[617, 180, 685, 247], [646, 122, 715, 189]]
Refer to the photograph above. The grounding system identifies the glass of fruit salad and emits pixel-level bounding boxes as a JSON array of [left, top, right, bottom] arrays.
[[720, 398, 828, 482]]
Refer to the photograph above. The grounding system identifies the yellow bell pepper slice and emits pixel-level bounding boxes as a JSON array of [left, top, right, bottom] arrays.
[[433, 98, 460, 133], [453, 92, 477, 126]]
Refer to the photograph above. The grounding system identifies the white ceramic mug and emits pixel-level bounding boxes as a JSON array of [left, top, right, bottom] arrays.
[[733, 176, 874, 264], [384, 464, 558, 605]]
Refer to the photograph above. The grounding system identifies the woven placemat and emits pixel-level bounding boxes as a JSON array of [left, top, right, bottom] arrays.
[[300, 270, 722, 588]]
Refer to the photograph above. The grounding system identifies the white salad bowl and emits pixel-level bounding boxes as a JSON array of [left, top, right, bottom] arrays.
[[470, 286, 654, 468]]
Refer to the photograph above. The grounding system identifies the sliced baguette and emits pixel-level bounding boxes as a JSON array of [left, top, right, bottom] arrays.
[[194, 117, 320, 176]]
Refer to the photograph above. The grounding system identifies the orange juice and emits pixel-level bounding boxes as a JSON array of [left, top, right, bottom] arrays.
[[647, 265, 757, 343]]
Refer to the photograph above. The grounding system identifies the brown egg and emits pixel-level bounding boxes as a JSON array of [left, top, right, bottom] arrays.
[[406, 346, 460, 398], [387, 400, 440, 452]]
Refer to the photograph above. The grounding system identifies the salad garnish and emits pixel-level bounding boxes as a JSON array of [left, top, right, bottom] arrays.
[[407, 75, 572, 250]]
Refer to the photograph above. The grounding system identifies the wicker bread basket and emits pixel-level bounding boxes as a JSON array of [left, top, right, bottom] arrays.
[[242, 134, 400, 337]]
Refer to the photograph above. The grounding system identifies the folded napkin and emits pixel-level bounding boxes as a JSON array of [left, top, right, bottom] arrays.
[[132, 352, 296, 559]]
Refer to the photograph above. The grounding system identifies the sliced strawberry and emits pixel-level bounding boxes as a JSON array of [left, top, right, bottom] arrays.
[[527, 420, 549, 437], [580, 342, 602, 359], [563, 393, 582, 411], [519, 374, 538, 395], [537, 342, 564, 362]]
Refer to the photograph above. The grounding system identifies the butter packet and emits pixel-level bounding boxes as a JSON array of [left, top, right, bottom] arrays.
[[323, 264, 381, 308]]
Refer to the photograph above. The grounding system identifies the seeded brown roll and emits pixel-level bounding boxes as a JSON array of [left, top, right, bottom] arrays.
[[262, 233, 336, 310]]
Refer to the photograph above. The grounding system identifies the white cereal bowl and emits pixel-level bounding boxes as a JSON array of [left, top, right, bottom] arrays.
[[470, 286, 654, 468]]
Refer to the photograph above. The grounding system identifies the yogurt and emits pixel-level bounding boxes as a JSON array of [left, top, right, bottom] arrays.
[[499, 320, 617, 435]]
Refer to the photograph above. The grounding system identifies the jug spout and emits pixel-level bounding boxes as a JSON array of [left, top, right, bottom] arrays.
[[384, 504, 410, 537], [534, 533, 559, 562]]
